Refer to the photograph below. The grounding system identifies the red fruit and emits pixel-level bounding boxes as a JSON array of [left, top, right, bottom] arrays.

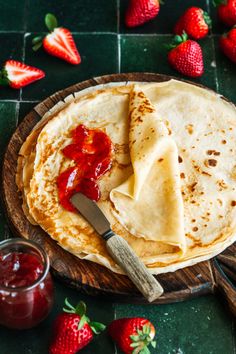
[[108, 317, 156, 354], [219, 27, 236, 63], [125, 0, 160, 28], [213, 0, 236, 27], [174, 7, 211, 40], [33, 14, 81, 65], [0, 60, 45, 89], [49, 299, 105, 354], [167, 33, 204, 78]]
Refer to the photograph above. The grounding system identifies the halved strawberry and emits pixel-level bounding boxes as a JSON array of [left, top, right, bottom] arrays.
[[0, 60, 45, 89], [33, 14, 81, 65]]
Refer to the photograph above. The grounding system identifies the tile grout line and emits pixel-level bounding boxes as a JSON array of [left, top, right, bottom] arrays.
[[117, 0, 120, 34], [0, 100, 40, 103], [0, 31, 26, 34], [15, 101, 20, 127], [113, 305, 118, 354], [20, 33, 27, 101], [232, 319, 236, 354], [119, 33, 173, 36], [117, 0, 120, 73], [206, 0, 210, 13], [210, 35, 219, 92], [0, 31, 175, 37], [23, 0, 28, 33], [118, 34, 121, 73]]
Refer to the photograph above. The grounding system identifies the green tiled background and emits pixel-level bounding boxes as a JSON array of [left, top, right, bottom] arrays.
[[0, 0, 235, 353]]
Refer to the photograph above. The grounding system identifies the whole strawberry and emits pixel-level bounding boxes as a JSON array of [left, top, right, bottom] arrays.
[[213, 0, 236, 27], [49, 299, 105, 354], [167, 32, 204, 78], [174, 7, 211, 40], [108, 317, 156, 354], [219, 27, 236, 63], [32, 14, 81, 65], [125, 0, 161, 28]]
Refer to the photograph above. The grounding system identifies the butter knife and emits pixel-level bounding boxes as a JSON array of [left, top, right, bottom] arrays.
[[71, 193, 164, 302]]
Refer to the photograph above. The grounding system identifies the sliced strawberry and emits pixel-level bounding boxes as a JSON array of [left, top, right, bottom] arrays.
[[43, 28, 81, 65], [33, 14, 81, 65], [0, 60, 45, 89]]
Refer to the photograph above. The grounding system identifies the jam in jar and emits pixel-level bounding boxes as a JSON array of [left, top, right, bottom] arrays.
[[0, 238, 54, 329]]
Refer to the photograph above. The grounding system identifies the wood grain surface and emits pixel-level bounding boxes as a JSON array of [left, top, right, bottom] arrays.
[[1, 73, 236, 313]]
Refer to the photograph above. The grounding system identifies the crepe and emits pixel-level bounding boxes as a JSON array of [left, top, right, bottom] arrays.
[[16, 79, 236, 274], [110, 86, 185, 251]]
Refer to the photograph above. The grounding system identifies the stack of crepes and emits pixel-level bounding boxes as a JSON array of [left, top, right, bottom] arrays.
[[16, 80, 236, 274]]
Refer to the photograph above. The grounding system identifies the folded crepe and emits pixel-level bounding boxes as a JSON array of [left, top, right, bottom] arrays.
[[16, 80, 236, 274], [110, 86, 185, 252]]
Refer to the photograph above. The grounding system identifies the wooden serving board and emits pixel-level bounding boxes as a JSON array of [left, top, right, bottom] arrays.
[[2, 73, 236, 314]]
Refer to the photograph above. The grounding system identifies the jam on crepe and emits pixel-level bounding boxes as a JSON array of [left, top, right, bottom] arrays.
[[57, 124, 113, 211]]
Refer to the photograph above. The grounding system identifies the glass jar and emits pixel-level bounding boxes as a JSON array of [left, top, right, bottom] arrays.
[[0, 238, 54, 329]]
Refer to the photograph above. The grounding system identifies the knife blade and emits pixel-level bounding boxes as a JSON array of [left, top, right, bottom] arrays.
[[70, 192, 164, 302]]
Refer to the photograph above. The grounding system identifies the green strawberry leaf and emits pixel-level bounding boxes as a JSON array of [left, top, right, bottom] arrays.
[[132, 347, 143, 354], [212, 0, 226, 7], [45, 13, 58, 32], [90, 321, 106, 334], [130, 342, 141, 348], [203, 12, 212, 28], [0, 69, 9, 86], [75, 301, 86, 317], [32, 36, 43, 45], [140, 347, 150, 354], [32, 42, 42, 51], [0, 77, 9, 86], [78, 314, 87, 330], [151, 341, 156, 348], [174, 35, 183, 44], [130, 335, 140, 342], [63, 298, 76, 313]]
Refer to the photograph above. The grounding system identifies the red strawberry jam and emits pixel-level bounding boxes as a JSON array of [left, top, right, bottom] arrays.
[[57, 124, 113, 211], [0, 240, 54, 330], [0, 252, 43, 288]]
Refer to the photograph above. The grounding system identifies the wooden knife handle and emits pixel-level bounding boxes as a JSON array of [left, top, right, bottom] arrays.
[[106, 234, 163, 302]]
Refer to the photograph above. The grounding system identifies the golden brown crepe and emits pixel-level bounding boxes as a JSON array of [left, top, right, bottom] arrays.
[[16, 80, 236, 274]]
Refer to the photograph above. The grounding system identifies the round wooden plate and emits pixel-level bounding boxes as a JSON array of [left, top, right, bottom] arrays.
[[2, 73, 236, 313]]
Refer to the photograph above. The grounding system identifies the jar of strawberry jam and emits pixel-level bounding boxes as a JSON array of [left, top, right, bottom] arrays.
[[0, 238, 54, 329]]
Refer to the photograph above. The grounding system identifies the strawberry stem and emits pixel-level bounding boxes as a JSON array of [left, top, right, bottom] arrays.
[[45, 13, 58, 32]]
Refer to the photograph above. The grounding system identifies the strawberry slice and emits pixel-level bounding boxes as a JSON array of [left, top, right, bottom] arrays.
[[33, 14, 81, 65], [0, 60, 45, 89]]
